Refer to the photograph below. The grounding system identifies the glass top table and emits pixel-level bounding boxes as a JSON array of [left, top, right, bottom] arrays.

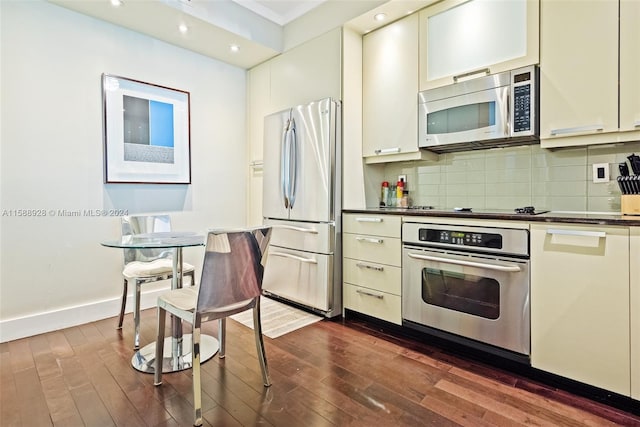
[[101, 232, 219, 374]]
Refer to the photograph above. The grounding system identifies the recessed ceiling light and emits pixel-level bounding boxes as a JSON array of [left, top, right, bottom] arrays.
[[110, 0, 123, 6], [374, 13, 386, 22], [178, 24, 188, 34], [229, 44, 240, 53]]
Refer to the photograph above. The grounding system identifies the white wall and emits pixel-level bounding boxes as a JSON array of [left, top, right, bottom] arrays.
[[0, 1, 248, 342]]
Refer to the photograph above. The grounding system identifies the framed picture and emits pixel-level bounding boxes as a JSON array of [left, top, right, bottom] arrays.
[[102, 74, 191, 184]]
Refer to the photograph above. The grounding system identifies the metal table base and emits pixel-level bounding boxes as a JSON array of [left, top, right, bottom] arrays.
[[131, 334, 219, 373]]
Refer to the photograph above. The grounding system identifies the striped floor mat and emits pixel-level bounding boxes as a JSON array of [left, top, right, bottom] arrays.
[[230, 297, 323, 339]]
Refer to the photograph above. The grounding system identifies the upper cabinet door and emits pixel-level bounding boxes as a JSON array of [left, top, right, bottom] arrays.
[[539, 0, 618, 146], [419, 0, 539, 91], [363, 14, 418, 159], [362, 14, 438, 164], [620, 0, 640, 133]]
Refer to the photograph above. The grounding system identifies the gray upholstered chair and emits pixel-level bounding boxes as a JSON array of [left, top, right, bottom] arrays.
[[118, 214, 195, 350], [153, 226, 272, 427]]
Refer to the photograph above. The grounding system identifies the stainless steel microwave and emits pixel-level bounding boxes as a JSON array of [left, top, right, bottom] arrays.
[[418, 66, 539, 153]]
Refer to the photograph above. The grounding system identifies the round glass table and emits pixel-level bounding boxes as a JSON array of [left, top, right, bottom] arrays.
[[101, 232, 219, 373]]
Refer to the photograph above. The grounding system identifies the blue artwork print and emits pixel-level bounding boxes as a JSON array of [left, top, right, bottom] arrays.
[[123, 95, 175, 164], [150, 100, 174, 148]]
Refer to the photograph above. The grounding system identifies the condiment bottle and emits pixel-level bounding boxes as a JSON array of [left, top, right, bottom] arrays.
[[396, 179, 404, 206], [380, 181, 389, 206]]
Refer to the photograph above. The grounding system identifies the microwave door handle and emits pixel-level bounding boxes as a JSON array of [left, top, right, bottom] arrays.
[[407, 253, 521, 272], [505, 87, 511, 136]]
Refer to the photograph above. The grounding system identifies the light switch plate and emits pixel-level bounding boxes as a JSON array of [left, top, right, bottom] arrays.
[[592, 163, 609, 183]]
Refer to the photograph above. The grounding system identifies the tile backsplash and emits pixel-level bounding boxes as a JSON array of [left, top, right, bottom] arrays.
[[379, 141, 640, 212]]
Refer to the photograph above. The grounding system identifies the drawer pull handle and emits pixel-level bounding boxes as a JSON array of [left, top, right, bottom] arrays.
[[355, 217, 383, 223], [453, 67, 490, 82], [270, 251, 318, 264], [374, 147, 401, 155], [356, 289, 384, 299], [550, 124, 604, 136], [633, 120, 640, 128], [355, 262, 384, 272], [356, 237, 383, 244], [271, 224, 318, 234], [546, 229, 606, 238]]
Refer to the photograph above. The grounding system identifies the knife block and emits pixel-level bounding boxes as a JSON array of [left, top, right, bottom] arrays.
[[621, 195, 640, 215]]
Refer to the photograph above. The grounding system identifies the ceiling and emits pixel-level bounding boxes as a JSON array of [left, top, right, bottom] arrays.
[[230, 0, 328, 26], [47, 0, 436, 69]]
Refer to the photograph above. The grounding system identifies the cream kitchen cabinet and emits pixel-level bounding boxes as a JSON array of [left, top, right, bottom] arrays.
[[530, 224, 630, 396], [343, 214, 402, 324], [620, 0, 640, 134], [631, 227, 640, 400], [269, 28, 342, 113], [362, 14, 437, 164], [246, 62, 271, 226], [418, 0, 539, 91], [246, 28, 343, 224], [540, 0, 640, 147]]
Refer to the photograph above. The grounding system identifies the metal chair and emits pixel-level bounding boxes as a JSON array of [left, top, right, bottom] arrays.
[[153, 226, 272, 427], [118, 214, 195, 350]]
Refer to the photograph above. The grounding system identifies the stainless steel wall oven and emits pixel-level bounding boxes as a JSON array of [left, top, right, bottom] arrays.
[[402, 222, 530, 362]]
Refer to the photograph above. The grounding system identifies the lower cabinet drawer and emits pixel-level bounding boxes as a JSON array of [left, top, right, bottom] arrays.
[[343, 258, 401, 295], [343, 283, 401, 325]]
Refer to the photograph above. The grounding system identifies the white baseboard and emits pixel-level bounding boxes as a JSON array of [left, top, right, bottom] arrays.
[[0, 286, 171, 343]]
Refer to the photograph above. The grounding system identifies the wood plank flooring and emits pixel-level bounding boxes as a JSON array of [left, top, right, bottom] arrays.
[[2, 306, 640, 426]]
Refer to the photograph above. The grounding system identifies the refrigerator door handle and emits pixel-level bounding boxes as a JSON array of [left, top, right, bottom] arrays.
[[288, 118, 298, 209], [281, 121, 291, 208]]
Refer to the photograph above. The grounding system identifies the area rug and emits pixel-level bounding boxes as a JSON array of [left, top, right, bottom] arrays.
[[230, 297, 323, 339]]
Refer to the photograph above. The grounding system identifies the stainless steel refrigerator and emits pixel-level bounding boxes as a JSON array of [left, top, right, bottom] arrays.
[[261, 97, 342, 318]]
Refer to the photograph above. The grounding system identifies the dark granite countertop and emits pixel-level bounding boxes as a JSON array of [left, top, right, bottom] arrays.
[[343, 208, 640, 226]]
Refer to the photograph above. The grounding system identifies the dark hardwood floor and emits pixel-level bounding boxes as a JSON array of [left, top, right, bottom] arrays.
[[2, 306, 640, 426]]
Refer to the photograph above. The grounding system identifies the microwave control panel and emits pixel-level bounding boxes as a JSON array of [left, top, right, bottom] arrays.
[[513, 84, 531, 132], [511, 67, 537, 136]]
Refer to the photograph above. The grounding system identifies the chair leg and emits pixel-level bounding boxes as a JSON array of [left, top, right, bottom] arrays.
[[153, 306, 166, 386], [117, 278, 128, 329], [186, 270, 195, 287], [192, 316, 203, 426], [133, 280, 142, 350], [218, 318, 226, 359], [252, 300, 271, 387]]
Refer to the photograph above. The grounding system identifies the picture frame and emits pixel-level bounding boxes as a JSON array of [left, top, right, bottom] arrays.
[[102, 74, 191, 184]]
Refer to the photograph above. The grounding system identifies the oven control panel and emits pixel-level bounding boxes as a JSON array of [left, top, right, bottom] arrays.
[[419, 228, 502, 249]]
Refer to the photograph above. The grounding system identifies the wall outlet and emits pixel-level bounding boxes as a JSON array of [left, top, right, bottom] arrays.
[[592, 163, 609, 183], [398, 174, 407, 184]]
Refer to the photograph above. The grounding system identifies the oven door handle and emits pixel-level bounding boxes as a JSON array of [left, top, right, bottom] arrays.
[[407, 253, 522, 272]]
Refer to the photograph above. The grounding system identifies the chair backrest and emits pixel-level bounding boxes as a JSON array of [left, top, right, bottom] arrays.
[[196, 227, 272, 314], [122, 215, 172, 264]]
